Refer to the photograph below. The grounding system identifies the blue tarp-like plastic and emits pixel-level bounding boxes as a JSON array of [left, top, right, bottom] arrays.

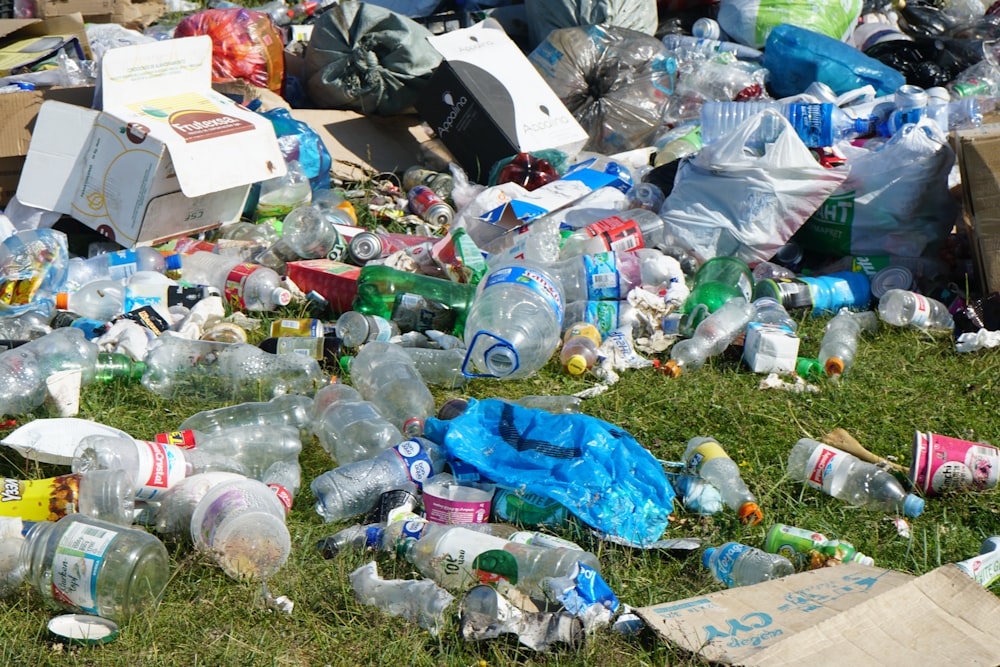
[[423, 398, 675, 546]]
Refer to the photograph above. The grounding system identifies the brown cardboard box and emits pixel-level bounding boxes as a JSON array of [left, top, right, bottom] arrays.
[[638, 563, 1000, 666], [955, 123, 1000, 296], [37, 0, 110, 20]]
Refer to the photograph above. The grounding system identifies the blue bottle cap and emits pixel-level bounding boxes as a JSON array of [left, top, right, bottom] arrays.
[[164, 253, 182, 271], [701, 547, 717, 568], [903, 494, 925, 518]]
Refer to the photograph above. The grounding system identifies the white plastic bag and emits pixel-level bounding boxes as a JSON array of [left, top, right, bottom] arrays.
[[793, 121, 958, 258], [660, 110, 847, 264]]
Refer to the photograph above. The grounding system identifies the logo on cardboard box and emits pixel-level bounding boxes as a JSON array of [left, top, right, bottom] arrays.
[[168, 110, 254, 143]]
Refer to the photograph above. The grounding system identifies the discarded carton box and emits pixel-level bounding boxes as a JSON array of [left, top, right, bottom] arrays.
[[742, 323, 799, 373], [415, 19, 588, 183], [16, 35, 286, 247], [36, 0, 111, 20], [638, 563, 1000, 666], [956, 123, 1000, 296], [285, 259, 361, 314], [0, 14, 91, 72]]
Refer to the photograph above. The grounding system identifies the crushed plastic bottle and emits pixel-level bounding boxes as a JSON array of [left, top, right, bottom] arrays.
[[350, 561, 455, 636], [460, 584, 583, 651], [664, 297, 753, 376], [178, 394, 314, 435], [683, 437, 762, 524], [349, 341, 435, 435], [310, 383, 403, 465]]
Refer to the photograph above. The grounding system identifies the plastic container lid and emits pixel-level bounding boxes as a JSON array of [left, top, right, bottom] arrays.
[[48, 614, 119, 645], [903, 494, 925, 518], [272, 288, 292, 306], [564, 354, 589, 376], [163, 253, 182, 271]]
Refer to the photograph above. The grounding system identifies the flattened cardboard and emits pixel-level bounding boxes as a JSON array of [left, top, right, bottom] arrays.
[[955, 123, 1000, 296], [638, 563, 1000, 666]]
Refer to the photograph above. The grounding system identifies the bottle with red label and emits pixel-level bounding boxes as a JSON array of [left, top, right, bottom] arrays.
[[558, 208, 665, 260], [786, 438, 924, 517], [178, 250, 291, 311], [71, 433, 191, 502]]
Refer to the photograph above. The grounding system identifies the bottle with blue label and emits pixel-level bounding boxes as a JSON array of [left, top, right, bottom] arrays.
[[700, 101, 879, 148], [462, 261, 564, 380], [753, 271, 871, 317], [702, 542, 794, 588]]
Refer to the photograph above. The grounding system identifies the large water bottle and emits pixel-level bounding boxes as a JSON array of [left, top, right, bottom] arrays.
[[349, 341, 436, 436], [178, 394, 314, 435], [179, 251, 291, 311], [462, 261, 564, 380], [558, 209, 665, 259], [700, 101, 878, 147], [683, 437, 762, 524], [310, 437, 447, 522], [702, 542, 794, 587], [762, 23, 907, 98], [65, 247, 180, 291], [310, 383, 403, 464], [786, 438, 925, 517]]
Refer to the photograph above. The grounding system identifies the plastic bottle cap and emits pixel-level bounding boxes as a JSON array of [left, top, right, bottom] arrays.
[[738, 502, 762, 525], [163, 253, 182, 271], [824, 357, 845, 377], [662, 359, 682, 377], [273, 288, 292, 306], [853, 554, 875, 567], [565, 354, 589, 376], [55, 292, 69, 310], [903, 493, 925, 518], [701, 547, 717, 568]]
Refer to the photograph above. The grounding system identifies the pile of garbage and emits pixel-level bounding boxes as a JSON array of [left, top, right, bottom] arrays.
[[3, 0, 1000, 658]]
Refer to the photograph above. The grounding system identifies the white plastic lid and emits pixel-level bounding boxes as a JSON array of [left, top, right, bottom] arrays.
[[273, 288, 292, 306], [48, 614, 119, 644]]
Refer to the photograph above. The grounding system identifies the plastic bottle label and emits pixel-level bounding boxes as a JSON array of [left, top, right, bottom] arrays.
[[582, 252, 621, 300], [51, 521, 119, 614], [580, 300, 621, 338], [710, 542, 750, 587], [134, 440, 186, 501], [224, 263, 260, 310], [431, 529, 516, 588], [391, 440, 434, 490], [686, 439, 730, 475], [909, 293, 931, 327], [106, 250, 140, 281], [197, 488, 249, 547], [0, 473, 81, 522], [804, 444, 852, 494], [765, 524, 825, 564], [583, 216, 645, 253], [491, 488, 569, 526], [267, 484, 293, 514], [481, 265, 564, 325]]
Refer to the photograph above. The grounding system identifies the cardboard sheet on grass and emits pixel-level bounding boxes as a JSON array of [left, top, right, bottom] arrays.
[[637, 563, 1000, 666]]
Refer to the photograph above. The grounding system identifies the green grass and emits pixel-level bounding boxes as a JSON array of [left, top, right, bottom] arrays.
[[2, 308, 1000, 666]]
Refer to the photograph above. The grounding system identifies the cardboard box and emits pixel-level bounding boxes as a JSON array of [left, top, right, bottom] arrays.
[[16, 35, 286, 247], [955, 123, 1000, 296], [285, 259, 361, 314], [742, 322, 799, 373], [415, 19, 588, 183], [638, 563, 1000, 666], [37, 0, 111, 20]]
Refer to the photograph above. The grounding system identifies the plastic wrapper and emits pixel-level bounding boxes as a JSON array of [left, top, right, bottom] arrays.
[[528, 25, 677, 154], [174, 8, 284, 93], [260, 108, 333, 191], [717, 0, 863, 48], [305, 2, 441, 115]]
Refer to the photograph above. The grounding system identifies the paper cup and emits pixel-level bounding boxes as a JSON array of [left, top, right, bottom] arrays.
[[45, 369, 82, 417], [422, 474, 494, 525], [910, 431, 1000, 496]]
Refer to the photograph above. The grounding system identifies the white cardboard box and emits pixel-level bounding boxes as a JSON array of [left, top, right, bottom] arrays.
[[17, 35, 286, 247], [742, 322, 800, 373]]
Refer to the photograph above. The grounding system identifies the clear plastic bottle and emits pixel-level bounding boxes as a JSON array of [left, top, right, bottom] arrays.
[[401, 346, 469, 388], [349, 341, 436, 435], [877, 288, 954, 330], [750, 296, 798, 332], [0, 517, 24, 598], [683, 437, 762, 524], [152, 470, 245, 536], [72, 434, 190, 502], [256, 160, 312, 219], [141, 336, 325, 401], [310, 437, 446, 522], [462, 261, 564, 380], [65, 248, 180, 291], [190, 476, 291, 581], [310, 383, 403, 464], [0, 310, 51, 340], [700, 101, 880, 148], [702, 542, 794, 587], [0, 469, 134, 526], [664, 297, 753, 377], [548, 250, 681, 302], [660, 33, 764, 62], [152, 424, 302, 482], [54, 279, 126, 322], [20, 514, 170, 622], [0, 347, 44, 416], [390, 518, 601, 598], [786, 438, 925, 517], [559, 322, 602, 376], [280, 204, 343, 260], [178, 394, 315, 435], [818, 309, 878, 378], [558, 209, 665, 259], [504, 395, 584, 415], [22, 326, 100, 383], [179, 251, 291, 311]]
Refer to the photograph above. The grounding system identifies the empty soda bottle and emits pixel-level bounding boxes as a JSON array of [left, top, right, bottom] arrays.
[[683, 437, 762, 524], [179, 251, 291, 311], [664, 297, 753, 377], [178, 394, 314, 435], [818, 309, 878, 378], [559, 209, 665, 259], [764, 523, 874, 568], [353, 264, 477, 337], [681, 256, 754, 335], [877, 288, 954, 330], [310, 383, 403, 465], [702, 542, 794, 587]]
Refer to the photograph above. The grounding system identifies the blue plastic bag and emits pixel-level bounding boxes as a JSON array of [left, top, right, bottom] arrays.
[[261, 107, 333, 191], [423, 398, 675, 546]]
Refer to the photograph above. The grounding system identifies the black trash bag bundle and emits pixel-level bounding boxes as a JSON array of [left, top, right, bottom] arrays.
[[305, 1, 442, 115], [527, 24, 677, 155], [524, 0, 658, 50]]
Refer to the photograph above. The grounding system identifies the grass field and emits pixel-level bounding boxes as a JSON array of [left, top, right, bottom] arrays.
[[1, 300, 998, 666]]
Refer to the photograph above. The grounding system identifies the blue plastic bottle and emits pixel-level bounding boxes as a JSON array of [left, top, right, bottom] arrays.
[[753, 271, 871, 317], [762, 24, 906, 99]]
